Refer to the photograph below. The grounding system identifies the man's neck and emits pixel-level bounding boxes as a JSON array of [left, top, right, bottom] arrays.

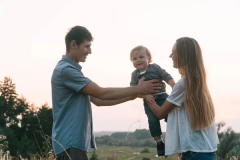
[[65, 53, 79, 64]]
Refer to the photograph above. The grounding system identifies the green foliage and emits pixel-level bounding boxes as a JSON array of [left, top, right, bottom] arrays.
[[141, 147, 150, 153], [18, 134, 38, 158], [1, 127, 18, 156], [96, 129, 156, 147], [0, 77, 19, 127], [216, 122, 240, 160], [144, 140, 154, 147], [0, 133, 8, 152], [142, 158, 151, 160], [229, 144, 240, 159], [133, 129, 152, 140], [111, 132, 128, 139], [0, 77, 54, 159], [89, 152, 99, 160]]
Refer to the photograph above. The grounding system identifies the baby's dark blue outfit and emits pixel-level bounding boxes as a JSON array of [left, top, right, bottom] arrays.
[[130, 63, 173, 137]]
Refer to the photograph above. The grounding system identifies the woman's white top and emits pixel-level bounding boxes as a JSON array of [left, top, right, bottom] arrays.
[[165, 78, 219, 155]]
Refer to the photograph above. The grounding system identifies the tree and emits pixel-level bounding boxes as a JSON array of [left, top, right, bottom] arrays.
[[0, 77, 19, 127], [37, 103, 53, 137], [0, 77, 23, 157], [216, 122, 240, 160], [111, 132, 128, 140], [133, 129, 152, 140], [0, 77, 54, 158], [1, 127, 18, 156], [35, 103, 53, 153], [17, 134, 38, 158]]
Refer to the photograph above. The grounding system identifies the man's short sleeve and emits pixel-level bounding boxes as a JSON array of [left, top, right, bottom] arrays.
[[130, 71, 138, 86], [166, 78, 185, 107], [61, 66, 92, 93]]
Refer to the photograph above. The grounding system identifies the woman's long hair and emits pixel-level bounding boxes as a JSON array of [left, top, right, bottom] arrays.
[[176, 37, 215, 131]]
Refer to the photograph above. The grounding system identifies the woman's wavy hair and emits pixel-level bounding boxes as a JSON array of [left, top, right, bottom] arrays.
[[176, 37, 215, 131]]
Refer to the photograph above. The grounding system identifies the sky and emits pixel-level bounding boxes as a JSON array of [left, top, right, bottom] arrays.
[[0, 0, 240, 132]]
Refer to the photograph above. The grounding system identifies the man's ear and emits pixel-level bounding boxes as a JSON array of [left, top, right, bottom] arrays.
[[70, 40, 76, 49]]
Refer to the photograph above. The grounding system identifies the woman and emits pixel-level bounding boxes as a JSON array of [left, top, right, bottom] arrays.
[[142, 37, 219, 160]]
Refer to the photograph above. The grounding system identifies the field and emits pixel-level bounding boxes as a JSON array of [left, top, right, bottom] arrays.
[[89, 145, 178, 160]]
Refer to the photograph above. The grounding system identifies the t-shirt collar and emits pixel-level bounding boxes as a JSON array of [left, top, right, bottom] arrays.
[[62, 55, 82, 70]]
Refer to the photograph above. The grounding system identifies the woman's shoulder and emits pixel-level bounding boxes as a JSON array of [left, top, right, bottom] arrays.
[[173, 78, 185, 90]]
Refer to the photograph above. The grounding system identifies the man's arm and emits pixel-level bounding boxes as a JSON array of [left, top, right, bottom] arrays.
[[81, 77, 161, 100], [90, 95, 136, 106]]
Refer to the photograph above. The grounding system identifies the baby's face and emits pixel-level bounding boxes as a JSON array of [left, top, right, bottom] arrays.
[[131, 50, 149, 72]]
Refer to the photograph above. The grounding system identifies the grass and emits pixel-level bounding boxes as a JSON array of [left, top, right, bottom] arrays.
[[89, 145, 179, 160]]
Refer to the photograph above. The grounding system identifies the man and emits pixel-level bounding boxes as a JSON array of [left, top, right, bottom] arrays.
[[51, 26, 161, 160]]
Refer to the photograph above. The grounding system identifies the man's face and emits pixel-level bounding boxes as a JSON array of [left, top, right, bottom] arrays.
[[71, 40, 92, 63]]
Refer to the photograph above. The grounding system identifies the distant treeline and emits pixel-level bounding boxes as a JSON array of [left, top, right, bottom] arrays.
[[95, 129, 164, 148]]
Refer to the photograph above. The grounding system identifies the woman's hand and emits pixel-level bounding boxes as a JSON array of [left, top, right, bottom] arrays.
[[144, 94, 156, 104]]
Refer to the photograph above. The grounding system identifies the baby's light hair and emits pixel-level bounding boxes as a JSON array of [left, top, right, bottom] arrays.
[[130, 45, 152, 63]]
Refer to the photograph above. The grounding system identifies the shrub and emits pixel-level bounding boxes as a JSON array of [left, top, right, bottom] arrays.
[[216, 122, 240, 160], [111, 132, 128, 140], [89, 152, 99, 160], [141, 147, 150, 153]]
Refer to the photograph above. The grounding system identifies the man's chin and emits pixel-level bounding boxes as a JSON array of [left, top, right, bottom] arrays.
[[80, 59, 86, 62]]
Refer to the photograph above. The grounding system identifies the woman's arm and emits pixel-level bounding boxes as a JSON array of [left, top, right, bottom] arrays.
[[90, 95, 137, 106], [145, 95, 176, 119], [168, 79, 175, 88]]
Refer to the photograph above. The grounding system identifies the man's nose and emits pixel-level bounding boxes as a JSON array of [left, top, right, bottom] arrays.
[[88, 48, 92, 54]]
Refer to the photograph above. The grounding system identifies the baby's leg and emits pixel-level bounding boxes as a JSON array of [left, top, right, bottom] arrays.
[[144, 101, 165, 156], [143, 102, 162, 138], [153, 136, 161, 141]]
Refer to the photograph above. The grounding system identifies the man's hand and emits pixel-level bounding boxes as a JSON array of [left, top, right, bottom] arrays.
[[138, 77, 161, 95], [144, 94, 156, 104]]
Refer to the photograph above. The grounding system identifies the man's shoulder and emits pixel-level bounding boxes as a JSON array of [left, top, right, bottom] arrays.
[[54, 60, 76, 72], [52, 60, 80, 82]]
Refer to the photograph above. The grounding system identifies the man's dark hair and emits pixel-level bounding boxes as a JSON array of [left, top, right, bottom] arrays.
[[65, 26, 93, 52]]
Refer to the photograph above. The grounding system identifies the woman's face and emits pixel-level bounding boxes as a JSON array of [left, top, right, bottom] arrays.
[[170, 42, 178, 68]]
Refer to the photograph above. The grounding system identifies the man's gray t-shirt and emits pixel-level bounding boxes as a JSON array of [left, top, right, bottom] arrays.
[[130, 63, 173, 93], [51, 55, 96, 155]]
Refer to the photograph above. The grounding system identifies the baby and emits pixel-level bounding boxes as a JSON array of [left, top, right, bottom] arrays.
[[130, 46, 175, 156]]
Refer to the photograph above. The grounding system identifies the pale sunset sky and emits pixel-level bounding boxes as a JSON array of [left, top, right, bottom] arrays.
[[0, 0, 239, 132]]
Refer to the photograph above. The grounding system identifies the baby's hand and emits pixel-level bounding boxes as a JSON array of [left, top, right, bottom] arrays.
[[144, 95, 156, 104]]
